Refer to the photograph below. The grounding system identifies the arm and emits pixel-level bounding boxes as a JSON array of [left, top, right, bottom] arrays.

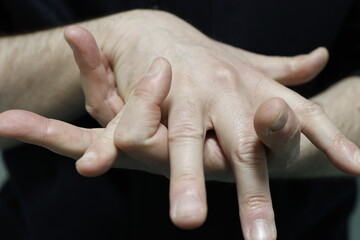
[[0, 27, 82, 119], [0, 12, 134, 148], [0, 10, 350, 240], [0, 9, 326, 149], [0, 28, 82, 149]]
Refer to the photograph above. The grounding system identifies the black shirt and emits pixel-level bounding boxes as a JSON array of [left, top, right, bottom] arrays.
[[0, 0, 359, 239]]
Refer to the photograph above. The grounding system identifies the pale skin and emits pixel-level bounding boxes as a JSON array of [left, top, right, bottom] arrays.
[[1, 9, 360, 240]]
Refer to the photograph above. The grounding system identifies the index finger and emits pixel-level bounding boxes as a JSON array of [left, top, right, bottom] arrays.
[[0, 110, 99, 158]]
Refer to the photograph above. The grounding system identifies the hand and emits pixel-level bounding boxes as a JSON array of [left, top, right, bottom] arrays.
[[0, 29, 330, 240], [0, 74, 304, 240], [64, 26, 308, 179], [1, 10, 357, 240], [64, 13, 359, 240]]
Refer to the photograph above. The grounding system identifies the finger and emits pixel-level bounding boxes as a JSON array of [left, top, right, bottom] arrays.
[[203, 130, 233, 181], [77, 57, 172, 177], [76, 112, 122, 177], [114, 58, 171, 166], [213, 106, 276, 240], [0, 110, 99, 158], [64, 25, 123, 126], [243, 47, 329, 85], [297, 99, 360, 176], [167, 90, 207, 229], [254, 97, 301, 171]]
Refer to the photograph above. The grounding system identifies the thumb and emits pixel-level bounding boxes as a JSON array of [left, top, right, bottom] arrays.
[[244, 47, 329, 86]]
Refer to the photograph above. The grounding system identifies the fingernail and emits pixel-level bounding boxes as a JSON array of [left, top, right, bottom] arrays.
[[270, 108, 288, 133], [249, 219, 275, 240], [146, 58, 165, 77], [172, 191, 203, 220]]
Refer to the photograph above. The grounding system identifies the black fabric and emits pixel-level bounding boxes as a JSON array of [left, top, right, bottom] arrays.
[[0, 0, 359, 239]]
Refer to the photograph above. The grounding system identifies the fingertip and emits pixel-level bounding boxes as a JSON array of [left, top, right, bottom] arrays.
[[329, 141, 360, 176], [150, 57, 171, 78], [249, 219, 277, 240], [76, 152, 110, 177], [277, 47, 329, 86], [63, 25, 78, 38], [64, 25, 89, 43], [312, 46, 329, 61], [254, 97, 288, 136], [138, 57, 172, 104], [153, 57, 171, 72], [64, 25, 86, 49], [64, 25, 101, 70], [170, 189, 207, 229], [290, 47, 329, 84], [158, 57, 172, 84], [310, 46, 329, 69]]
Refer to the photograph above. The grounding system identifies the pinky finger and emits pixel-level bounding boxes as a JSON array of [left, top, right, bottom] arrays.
[[0, 110, 99, 158]]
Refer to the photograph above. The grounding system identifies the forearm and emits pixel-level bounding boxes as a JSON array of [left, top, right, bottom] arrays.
[[0, 10, 178, 121], [0, 26, 85, 149], [0, 27, 82, 118], [0, 9, 206, 150], [0, 11, 136, 149]]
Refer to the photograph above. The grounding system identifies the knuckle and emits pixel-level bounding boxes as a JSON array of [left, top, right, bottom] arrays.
[[99, 134, 115, 146], [241, 192, 272, 211], [172, 170, 199, 183], [212, 64, 241, 91], [168, 121, 204, 143], [232, 135, 265, 165], [330, 132, 347, 150], [169, 100, 204, 143], [253, 77, 269, 95], [299, 100, 324, 118], [115, 131, 140, 152], [41, 119, 54, 145], [115, 127, 154, 153], [213, 64, 238, 82], [133, 87, 154, 102]]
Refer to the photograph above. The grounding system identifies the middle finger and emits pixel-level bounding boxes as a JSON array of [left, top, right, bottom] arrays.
[[168, 91, 208, 229], [213, 101, 276, 240]]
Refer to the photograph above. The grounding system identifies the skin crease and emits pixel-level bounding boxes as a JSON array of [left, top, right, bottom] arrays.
[[1, 10, 359, 240]]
